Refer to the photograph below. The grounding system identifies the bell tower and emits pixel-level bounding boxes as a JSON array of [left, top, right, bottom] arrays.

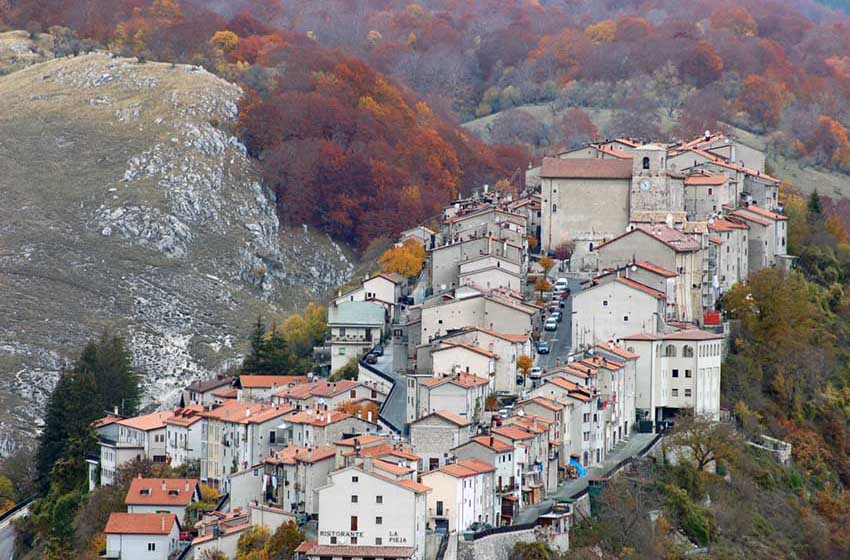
[[630, 143, 680, 216]]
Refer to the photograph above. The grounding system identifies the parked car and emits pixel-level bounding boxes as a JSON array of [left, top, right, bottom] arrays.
[[371, 344, 384, 356], [491, 414, 504, 427], [548, 303, 560, 314], [530, 366, 542, 379], [537, 341, 550, 354], [545, 317, 558, 331], [555, 277, 569, 291], [551, 310, 562, 323], [364, 353, 378, 364]]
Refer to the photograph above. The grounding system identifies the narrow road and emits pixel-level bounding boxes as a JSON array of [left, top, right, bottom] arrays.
[[535, 277, 582, 371], [515, 433, 656, 524], [0, 504, 29, 560], [371, 345, 407, 434]]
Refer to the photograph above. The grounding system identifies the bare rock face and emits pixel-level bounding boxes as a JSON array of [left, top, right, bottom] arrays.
[[0, 50, 354, 453]]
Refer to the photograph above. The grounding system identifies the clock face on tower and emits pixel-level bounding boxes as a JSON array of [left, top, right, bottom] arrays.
[[639, 179, 651, 191]]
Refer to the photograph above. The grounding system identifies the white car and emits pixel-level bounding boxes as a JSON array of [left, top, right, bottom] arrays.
[[555, 278, 569, 291], [530, 367, 542, 379], [544, 317, 558, 331]]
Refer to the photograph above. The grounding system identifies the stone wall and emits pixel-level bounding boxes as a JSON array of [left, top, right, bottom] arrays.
[[456, 528, 537, 560]]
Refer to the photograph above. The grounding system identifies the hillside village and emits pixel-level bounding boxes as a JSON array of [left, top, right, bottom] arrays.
[[80, 131, 793, 560]]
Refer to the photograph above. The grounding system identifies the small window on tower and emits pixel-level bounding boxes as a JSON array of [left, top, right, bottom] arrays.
[[642, 157, 650, 170]]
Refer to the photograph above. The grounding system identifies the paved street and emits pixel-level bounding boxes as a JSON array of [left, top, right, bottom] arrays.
[[0, 505, 29, 560], [371, 345, 408, 433], [515, 432, 657, 524], [534, 276, 583, 371]]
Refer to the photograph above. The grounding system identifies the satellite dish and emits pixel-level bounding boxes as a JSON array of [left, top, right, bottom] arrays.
[[517, 410, 526, 417]]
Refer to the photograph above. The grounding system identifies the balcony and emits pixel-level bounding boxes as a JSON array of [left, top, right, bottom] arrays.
[[428, 507, 450, 519]]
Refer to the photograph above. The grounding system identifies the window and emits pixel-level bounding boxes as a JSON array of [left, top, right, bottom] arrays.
[[642, 156, 650, 170], [683, 346, 694, 357], [623, 315, 629, 322], [672, 388, 679, 397], [330, 537, 337, 544], [672, 369, 679, 378], [376, 516, 383, 525], [351, 495, 358, 503], [350, 390, 356, 398], [589, 242, 594, 251], [685, 369, 692, 378], [147, 543, 156, 551], [552, 203, 557, 213], [269, 431, 276, 444], [376, 537, 383, 545], [685, 389, 692, 397], [436, 501, 444, 516], [351, 537, 358, 545], [602, 300, 608, 307], [665, 345, 677, 357], [350, 516, 358, 531], [338, 347, 346, 355], [376, 495, 383, 504], [352, 476, 359, 483], [708, 188, 713, 195]]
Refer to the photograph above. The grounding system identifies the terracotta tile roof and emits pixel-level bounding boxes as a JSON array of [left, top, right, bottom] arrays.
[[266, 445, 336, 465], [581, 356, 624, 371], [296, 541, 318, 553], [709, 218, 749, 232], [125, 478, 199, 507], [192, 522, 250, 544], [613, 137, 641, 147], [212, 387, 238, 399], [740, 205, 788, 221], [374, 458, 417, 476], [540, 157, 633, 179], [431, 458, 496, 478], [566, 391, 593, 403], [729, 211, 770, 226], [686, 148, 780, 183], [594, 144, 633, 159], [335, 434, 386, 447], [397, 479, 432, 493], [614, 277, 666, 299], [93, 415, 122, 429], [305, 544, 416, 558], [343, 443, 421, 461], [519, 397, 561, 413], [432, 342, 498, 358], [200, 400, 295, 425], [596, 342, 640, 360], [188, 376, 234, 394], [277, 380, 368, 400], [419, 373, 490, 389], [104, 512, 178, 535], [463, 326, 529, 343], [492, 425, 534, 441], [684, 173, 727, 186], [595, 225, 700, 253], [117, 411, 173, 432], [468, 435, 514, 452], [283, 409, 355, 427], [165, 405, 205, 427], [413, 409, 472, 427], [238, 375, 307, 389], [634, 260, 678, 278]]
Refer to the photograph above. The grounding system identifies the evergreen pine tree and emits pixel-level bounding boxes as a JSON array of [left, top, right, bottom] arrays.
[[76, 333, 140, 416], [242, 316, 267, 374], [808, 190, 823, 221], [35, 370, 101, 490]]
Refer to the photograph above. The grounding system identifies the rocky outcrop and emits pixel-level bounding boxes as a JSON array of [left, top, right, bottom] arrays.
[[0, 50, 353, 452]]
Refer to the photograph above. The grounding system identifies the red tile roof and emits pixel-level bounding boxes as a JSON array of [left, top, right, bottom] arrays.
[[334, 434, 386, 447], [419, 373, 490, 389], [104, 512, 178, 535], [373, 458, 416, 476], [462, 326, 529, 343], [239, 375, 307, 389], [492, 425, 534, 441], [594, 144, 633, 159], [595, 225, 700, 253], [118, 411, 173, 432], [684, 173, 727, 186], [165, 406, 205, 427], [615, 277, 666, 299], [431, 459, 496, 478], [520, 397, 562, 413], [740, 205, 788, 221], [596, 342, 640, 360], [540, 157, 633, 179], [709, 218, 749, 232], [397, 479, 432, 493], [623, 329, 723, 341], [729, 211, 770, 226], [200, 400, 295, 424], [267, 445, 336, 465], [414, 409, 471, 427], [126, 478, 198, 507], [468, 435, 514, 452], [433, 342, 498, 358], [634, 261, 677, 278], [283, 409, 356, 427]]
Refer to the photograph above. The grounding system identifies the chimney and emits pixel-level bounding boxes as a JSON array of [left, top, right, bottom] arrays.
[[363, 455, 374, 472], [161, 516, 165, 532], [489, 435, 494, 447], [185, 481, 190, 492], [161, 480, 167, 492], [114, 405, 119, 415]]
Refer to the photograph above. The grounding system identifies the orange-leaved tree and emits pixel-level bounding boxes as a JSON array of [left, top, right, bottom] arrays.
[[379, 239, 425, 278]]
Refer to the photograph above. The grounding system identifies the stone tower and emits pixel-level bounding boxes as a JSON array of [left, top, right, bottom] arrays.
[[629, 144, 683, 217]]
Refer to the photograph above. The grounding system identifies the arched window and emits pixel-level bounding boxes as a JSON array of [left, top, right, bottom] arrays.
[[642, 156, 650, 170], [665, 344, 677, 357], [683, 345, 694, 358], [589, 242, 594, 251], [553, 203, 557, 214]]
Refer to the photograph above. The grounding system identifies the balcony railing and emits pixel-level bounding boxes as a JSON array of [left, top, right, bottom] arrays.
[[428, 507, 450, 518]]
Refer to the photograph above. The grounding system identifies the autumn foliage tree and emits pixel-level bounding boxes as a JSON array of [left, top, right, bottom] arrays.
[[379, 239, 426, 278]]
